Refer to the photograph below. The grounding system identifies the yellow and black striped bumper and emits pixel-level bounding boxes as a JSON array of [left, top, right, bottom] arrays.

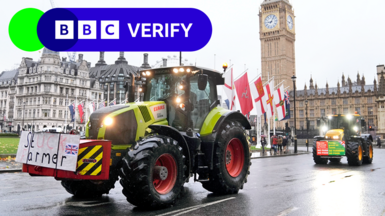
[[76, 145, 103, 176]]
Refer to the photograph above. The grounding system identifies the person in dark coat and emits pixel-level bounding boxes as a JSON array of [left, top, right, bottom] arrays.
[[377, 137, 382, 148], [282, 136, 288, 153]]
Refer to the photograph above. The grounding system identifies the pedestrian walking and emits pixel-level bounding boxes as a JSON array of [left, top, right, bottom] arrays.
[[278, 135, 283, 152], [261, 136, 267, 154], [282, 136, 288, 153], [270, 135, 278, 155], [377, 137, 382, 148]]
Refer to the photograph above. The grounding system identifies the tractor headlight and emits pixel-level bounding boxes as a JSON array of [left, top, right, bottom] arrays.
[[353, 126, 358, 132], [346, 114, 353, 120], [104, 117, 113, 126], [332, 135, 339, 140]]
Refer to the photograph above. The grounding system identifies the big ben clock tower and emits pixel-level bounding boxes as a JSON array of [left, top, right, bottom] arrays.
[[260, 0, 296, 90]]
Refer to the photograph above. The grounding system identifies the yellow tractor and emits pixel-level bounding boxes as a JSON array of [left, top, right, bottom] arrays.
[[314, 113, 373, 166]]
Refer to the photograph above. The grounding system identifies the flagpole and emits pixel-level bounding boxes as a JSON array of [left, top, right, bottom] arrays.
[[273, 77, 276, 136], [234, 68, 249, 81], [249, 73, 262, 84], [65, 94, 68, 133]]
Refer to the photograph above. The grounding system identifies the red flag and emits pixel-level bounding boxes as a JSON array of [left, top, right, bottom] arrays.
[[234, 72, 254, 115], [78, 104, 84, 123]]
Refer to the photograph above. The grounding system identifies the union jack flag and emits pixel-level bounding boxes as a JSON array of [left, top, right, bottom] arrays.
[[65, 144, 78, 155], [285, 91, 290, 104], [99, 101, 105, 109]]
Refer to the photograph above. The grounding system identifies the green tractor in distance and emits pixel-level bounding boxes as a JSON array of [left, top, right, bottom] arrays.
[[63, 66, 251, 207], [313, 113, 373, 166]]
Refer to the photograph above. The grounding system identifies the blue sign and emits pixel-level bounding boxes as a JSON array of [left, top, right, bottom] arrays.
[[37, 8, 213, 52]]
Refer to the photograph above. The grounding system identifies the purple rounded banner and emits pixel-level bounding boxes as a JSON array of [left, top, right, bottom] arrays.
[[37, 8, 212, 52]]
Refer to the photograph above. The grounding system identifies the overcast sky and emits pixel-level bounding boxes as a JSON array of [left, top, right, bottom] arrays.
[[2, 0, 385, 92]]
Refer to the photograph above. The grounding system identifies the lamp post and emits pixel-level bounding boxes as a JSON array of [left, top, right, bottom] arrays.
[[22, 102, 25, 133], [305, 99, 309, 152], [291, 75, 297, 153], [223, 63, 228, 72]]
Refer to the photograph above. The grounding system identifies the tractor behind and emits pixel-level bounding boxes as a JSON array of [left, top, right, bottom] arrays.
[[313, 113, 373, 166]]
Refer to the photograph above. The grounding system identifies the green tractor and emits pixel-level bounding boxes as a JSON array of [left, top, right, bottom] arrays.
[[313, 113, 373, 166], [61, 66, 251, 207]]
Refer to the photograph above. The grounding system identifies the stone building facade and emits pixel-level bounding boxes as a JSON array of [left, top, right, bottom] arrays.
[[259, 0, 296, 90], [0, 69, 18, 132], [289, 73, 378, 135], [12, 48, 104, 132], [90, 52, 150, 104]]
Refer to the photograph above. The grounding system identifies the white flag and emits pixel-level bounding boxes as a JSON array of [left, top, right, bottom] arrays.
[[250, 76, 266, 116], [274, 84, 286, 121], [263, 80, 275, 119], [223, 67, 237, 111]]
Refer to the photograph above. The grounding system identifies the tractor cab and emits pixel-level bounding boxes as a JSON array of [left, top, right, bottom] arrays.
[[323, 113, 365, 141], [140, 66, 224, 132]]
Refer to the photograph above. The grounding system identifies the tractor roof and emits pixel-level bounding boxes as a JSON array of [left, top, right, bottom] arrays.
[[142, 66, 224, 85]]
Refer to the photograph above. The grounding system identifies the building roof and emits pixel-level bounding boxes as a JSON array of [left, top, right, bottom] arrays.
[[90, 63, 139, 80], [294, 85, 375, 97], [261, 0, 291, 6], [0, 69, 19, 83]]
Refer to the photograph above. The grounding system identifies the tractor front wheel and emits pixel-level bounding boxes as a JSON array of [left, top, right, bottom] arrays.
[[119, 135, 186, 208], [312, 140, 328, 164], [61, 170, 118, 198], [201, 121, 251, 195], [363, 143, 373, 164], [346, 141, 363, 166]]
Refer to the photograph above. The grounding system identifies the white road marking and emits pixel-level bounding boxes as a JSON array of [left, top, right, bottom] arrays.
[[276, 207, 299, 216], [66, 201, 111, 207], [1, 193, 68, 202], [157, 197, 236, 216]]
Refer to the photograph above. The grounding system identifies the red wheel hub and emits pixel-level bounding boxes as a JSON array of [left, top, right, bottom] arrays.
[[153, 153, 177, 194], [225, 138, 245, 177]]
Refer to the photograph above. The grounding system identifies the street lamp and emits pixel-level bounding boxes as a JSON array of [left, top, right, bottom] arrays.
[[291, 75, 297, 153], [22, 102, 25, 133], [222, 63, 228, 72], [305, 99, 309, 152]]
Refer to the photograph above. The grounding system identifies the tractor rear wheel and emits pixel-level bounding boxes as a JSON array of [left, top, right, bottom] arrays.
[[119, 135, 186, 208], [329, 158, 341, 163], [346, 141, 363, 166], [201, 121, 251, 195], [312, 140, 328, 164], [61, 170, 118, 198], [363, 143, 373, 164]]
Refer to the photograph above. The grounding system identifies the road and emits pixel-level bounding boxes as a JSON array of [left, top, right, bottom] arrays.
[[1, 147, 385, 216]]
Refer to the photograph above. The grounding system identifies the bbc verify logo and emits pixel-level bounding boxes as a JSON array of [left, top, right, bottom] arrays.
[[9, 8, 212, 52], [55, 21, 193, 40]]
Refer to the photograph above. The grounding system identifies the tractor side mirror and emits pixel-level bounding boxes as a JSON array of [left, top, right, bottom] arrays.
[[361, 119, 366, 127], [317, 119, 321, 127], [198, 74, 208, 90]]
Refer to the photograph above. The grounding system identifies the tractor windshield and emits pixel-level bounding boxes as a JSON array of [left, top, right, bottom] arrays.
[[328, 115, 361, 135], [144, 74, 186, 101]]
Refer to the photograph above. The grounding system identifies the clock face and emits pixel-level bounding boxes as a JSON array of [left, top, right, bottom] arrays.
[[287, 15, 294, 30], [264, 14, 278, 29]]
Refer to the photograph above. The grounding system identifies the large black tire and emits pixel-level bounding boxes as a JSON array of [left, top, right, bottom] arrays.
[[119, 135, 186, 208], [313, 140, 328, 164], [363, 143, 373, 164], [61, 170, 119, 198], [201, 121, 251, 195], [329, 158, 341, 163], [346, 141, 363, 166]]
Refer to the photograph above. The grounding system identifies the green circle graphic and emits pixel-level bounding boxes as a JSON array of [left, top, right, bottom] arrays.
[[9, 8, 44, 52]]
